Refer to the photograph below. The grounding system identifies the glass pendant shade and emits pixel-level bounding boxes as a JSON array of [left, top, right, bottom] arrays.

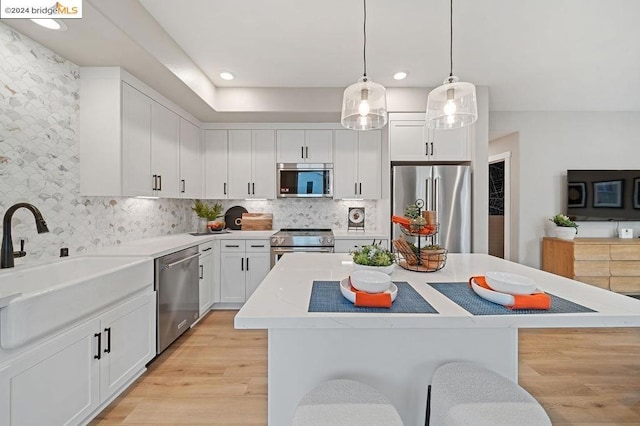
[[341, 77, 388, 131], [426, 75, 478, 129]]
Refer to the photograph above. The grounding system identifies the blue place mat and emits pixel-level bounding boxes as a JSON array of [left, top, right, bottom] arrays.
[[308, 281, 438, 314], [429, 282, 597, 315]]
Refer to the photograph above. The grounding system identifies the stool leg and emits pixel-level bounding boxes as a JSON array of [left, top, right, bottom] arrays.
[[425, 384, 431, 426]]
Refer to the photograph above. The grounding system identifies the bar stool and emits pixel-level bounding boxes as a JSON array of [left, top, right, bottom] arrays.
[[427, 362, 551, 425], [293, 379, 404, 426]]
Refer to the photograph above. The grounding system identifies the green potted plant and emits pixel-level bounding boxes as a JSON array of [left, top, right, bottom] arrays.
[[549, 214, 578, 240], [192, 200, 224, 232], [351, 243, 395, 275]]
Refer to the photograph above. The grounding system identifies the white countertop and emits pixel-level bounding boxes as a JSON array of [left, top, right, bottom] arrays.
[[87, 230, 275, 258], [235, 253, 640, 329]]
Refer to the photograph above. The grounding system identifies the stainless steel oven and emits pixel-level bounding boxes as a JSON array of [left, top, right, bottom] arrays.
[[270, 228, 334, 268], [277, 163, 333, 198]]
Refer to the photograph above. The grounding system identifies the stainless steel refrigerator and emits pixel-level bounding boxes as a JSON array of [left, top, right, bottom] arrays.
[[391, 165, 471, 253]]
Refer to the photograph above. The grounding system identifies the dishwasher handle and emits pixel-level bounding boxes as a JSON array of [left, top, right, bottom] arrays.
[[162, 252, 201, 270]]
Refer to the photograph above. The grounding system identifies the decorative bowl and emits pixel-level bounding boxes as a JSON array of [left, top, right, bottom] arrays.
[[485, 271, 536, 295], [353, 263, 395, 275], [350, 270, 392, 294]]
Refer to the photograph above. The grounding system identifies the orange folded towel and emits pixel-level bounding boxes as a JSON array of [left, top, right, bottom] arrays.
[[470, 276, 551, 310], [349, 277, 392, 308]]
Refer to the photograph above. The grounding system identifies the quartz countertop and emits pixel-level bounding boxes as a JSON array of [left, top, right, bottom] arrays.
[[87, 230, 276, 258], [235, 253, 640, 330]]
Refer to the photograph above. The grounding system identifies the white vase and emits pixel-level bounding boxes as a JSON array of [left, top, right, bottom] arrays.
[[353, 263, 395, 275], [555, 226, 577, 240]]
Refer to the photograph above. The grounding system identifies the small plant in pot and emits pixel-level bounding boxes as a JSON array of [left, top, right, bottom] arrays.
[[420, 244, 447, 271], [549, 214, 578, 240], [351, 243, 396, 275], [192, 200, 225, 232]]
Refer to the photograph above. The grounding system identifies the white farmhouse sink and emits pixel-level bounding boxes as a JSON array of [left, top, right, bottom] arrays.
[[0, 256, 153, 349]]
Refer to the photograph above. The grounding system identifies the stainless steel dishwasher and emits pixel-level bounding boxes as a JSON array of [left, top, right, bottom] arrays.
[[155, 246, 200, 354]]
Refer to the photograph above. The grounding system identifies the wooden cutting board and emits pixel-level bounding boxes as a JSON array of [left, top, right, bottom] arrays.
[[241, 213, 273, 231]]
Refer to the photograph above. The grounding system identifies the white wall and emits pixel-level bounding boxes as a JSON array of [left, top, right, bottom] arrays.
[[490, 112, 640, 268]]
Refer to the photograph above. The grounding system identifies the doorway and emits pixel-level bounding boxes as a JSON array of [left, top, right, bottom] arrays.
[[488, 152, 511, 259]]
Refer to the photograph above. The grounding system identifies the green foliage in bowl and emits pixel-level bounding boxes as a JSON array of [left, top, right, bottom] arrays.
[[351, 243, 395, 267], [549, 214, 578, 232], [192, 199, 224, 221]]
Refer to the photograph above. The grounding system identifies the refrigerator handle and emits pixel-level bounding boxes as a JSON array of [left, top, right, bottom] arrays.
[[434, 176, 440, 246], [426, 177, 432, 210]]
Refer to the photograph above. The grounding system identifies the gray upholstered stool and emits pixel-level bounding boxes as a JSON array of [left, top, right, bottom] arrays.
[[428, 362, 551, 426], [292, 379, 404, 426]]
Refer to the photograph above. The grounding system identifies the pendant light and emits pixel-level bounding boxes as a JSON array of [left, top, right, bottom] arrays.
[[341, 0, 387, 131], [425, 0, 477, 129]]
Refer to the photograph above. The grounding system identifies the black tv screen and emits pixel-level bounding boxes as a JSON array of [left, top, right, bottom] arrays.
[[567, 170, 640, 221]]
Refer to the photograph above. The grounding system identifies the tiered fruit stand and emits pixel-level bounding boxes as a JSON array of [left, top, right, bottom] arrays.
[[392, 199, 447, 272]]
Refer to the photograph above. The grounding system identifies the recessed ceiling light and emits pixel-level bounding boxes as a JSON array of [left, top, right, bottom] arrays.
[[393, 72, 408, 80], [220, 72, 235, 81], [30, 19, 67, 31]]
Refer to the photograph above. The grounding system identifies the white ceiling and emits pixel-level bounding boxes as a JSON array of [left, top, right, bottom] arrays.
[[4, 0, 640, 121]]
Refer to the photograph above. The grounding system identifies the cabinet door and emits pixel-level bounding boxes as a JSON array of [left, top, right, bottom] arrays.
[[99, 291, 155, 402], [245, 252, 271, 300], [429, 126, 470, 161], [151, 102, 180, 197], [227, 130, 253, 199], [220, 252, 246, 303], [199, 253, 215, 316], [357, 130, 381, 199], [389, 120, 428, 161], [204, 130, 229, 199], [333, 130, 358, 199], [251, 130, 276, 199], [179, 118, 203, 198], [305, 130, 333, 163], [122, 83, 153, 197], [0, 320, 101, 426], [276, 130, 305, 163]]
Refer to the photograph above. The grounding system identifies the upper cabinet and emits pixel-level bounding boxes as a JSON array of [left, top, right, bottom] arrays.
[[80, 67, 203, 198], [228, 130, 276, 199], [179, 118, 203, 198], [389, 113, 470, 162], [204, 130, 229, 199], [334, 130, 381, 199], [276, 130, 333, 163]]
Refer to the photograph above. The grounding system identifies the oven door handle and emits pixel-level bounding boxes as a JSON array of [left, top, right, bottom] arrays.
[[271, 247, 334, 253]]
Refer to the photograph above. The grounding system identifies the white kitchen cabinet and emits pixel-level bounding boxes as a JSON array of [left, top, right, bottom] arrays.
[[334, 130, 381, 199], [276, 130, 333, 163], [389, 113, 470, 162], [0, 290, 155, 426], [204, 130, 229, 199], [228, 130, 276, 199], [179, 117, 203, 198], [220, 239, 270, 303], [334, 239, 388, 253], [150, 101, 180, 197], [198, 241, 215, 316]]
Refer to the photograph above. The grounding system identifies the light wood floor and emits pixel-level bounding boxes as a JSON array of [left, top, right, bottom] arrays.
[[91, 310, 640, 425]]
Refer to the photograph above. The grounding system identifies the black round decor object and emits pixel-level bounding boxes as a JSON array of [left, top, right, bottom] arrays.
[[224, 206, 248, 230]]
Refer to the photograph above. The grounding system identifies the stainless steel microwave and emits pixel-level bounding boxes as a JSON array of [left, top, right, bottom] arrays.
[[277, 163, 333, 198]]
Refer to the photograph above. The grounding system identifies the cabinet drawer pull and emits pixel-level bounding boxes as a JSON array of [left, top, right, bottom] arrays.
[[305, 146, 309, 159], [354, 182, 357, 195], [430, 142, 434, 156], [301, 146, 304, 159], [246, 257, 249, 271], [199, 264, 204, 279], [94, 332, 101, 360], [250, 244, 265, 248], [152, 174, 158, 191], [252, 182, 255, 195], [158, 175, 162, 191], [224, 182, 227, 195], [104, 327, 111, 354], [226, 244, 240, 248], [248, 182, 251, 195], [241, 258, 244, 271], [359, 182, 362, 195], [203, 247, 212, 252], [181, 179, 186, 193], [425, 142, 428, 156]]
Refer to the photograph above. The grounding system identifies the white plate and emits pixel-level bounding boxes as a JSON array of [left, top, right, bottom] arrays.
[[485, 271, 536, 295], [470, 277, 514, 306], [340, 277, 398, 304]]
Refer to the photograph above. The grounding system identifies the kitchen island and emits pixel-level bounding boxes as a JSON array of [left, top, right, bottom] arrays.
[[235, 253, 640, 425]]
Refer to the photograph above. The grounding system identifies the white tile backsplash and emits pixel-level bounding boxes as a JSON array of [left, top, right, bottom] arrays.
[[0, 23, 378, 265]]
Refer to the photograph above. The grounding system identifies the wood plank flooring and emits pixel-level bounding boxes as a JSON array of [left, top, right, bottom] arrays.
[[91, 310, 640, 425]]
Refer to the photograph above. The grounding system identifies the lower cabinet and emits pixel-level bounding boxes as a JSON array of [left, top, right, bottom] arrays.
[[198, 241, 215, 316], [220, 239, 270, 303], [0, 290, 155, 426], [335, 238, 388, 253]]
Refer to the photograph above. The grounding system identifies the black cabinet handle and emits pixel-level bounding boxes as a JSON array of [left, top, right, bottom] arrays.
[[158, 175, 162, 191], [425, 142, 428, 156], [199, 264, 203, 279], [241, 258, 244, 271], [430, 142, 434, 156], [226, 244, 239, 248], [250, 244, 265, 248], [203, 247, 212, 252], [104, 327, 111, 354], [301, 146, 304, 159], [246, 257, 249, 271], [252, 182, 255, 195], [354, 182, 358, 195], [152, 174, 157, 190], [305, 146, 309, 159], [94, 332, 101, 360], [181, 179, 186, 193], [247, 182, 250, 195], [359, 182, 362, 195], [224, 182, 227, 195]]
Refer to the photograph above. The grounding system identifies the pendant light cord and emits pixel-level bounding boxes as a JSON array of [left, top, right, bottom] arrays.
[[449, 0, 453, 77], [363, 0, 367, 78]]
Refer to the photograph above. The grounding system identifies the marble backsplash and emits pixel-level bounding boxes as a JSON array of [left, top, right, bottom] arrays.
[[0, 23, 378, 265]]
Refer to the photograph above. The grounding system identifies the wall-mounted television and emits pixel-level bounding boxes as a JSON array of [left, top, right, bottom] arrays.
[[567, 170, 640, 221]]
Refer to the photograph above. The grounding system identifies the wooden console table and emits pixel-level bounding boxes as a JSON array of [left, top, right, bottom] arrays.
[[542, 237, 640, 295]]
